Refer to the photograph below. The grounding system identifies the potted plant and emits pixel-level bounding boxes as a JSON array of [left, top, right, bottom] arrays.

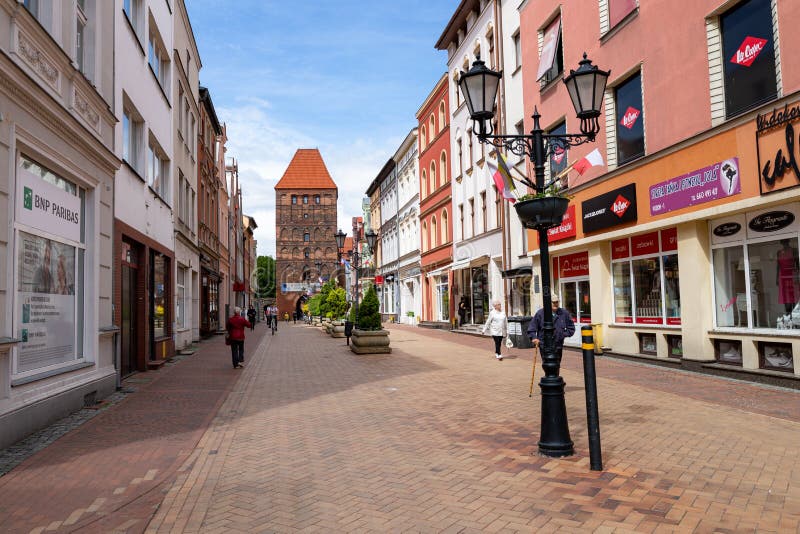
[[326, 287, 348, 338], [350, 286, 391, 354], [513, 189, 570, 230], [307, 294, 322, 326]]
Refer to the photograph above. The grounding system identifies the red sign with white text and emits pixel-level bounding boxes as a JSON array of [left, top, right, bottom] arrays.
[[547, 205, 577, 243], [636, 316, 664, 325], [666, 317, 681, 325], [375, 275, 384, 284], [620, 107, 640, 129], [631, 231, 659, 256], [611, 238, 630, 260], [661, 227, 678, 252], [558, 252, 589, 279], [730, 36, 768, 67]]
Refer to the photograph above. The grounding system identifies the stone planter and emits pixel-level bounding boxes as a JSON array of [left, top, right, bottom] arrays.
[[331, 321, 345, 338], [514, 196, 569, 230], [350, 328, 391, 354]]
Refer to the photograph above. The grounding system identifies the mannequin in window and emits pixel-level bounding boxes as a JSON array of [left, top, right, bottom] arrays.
[[776, 239, 800, 313]]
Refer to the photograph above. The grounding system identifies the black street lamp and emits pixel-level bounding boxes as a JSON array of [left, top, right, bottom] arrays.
[[459, 53, 609, 458], [335, 227, 378, 326]]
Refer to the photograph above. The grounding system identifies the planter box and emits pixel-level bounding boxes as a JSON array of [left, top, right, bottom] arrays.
[[331, 321, 345, 338], [350, 329, 391, 354], [514, 197, 569, 230]]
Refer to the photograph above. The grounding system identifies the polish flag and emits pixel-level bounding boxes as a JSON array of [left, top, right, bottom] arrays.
[[572, 149, 604, 176]]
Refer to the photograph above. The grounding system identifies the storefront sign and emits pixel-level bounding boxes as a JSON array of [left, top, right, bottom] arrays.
[[649, 158, 740, 216], [757, 100, 800, 195], [713, 222, 742, 238], [748, 211, 795, 233], [16, 168, 81, 243], [557, 252, 589, 279], [546, 205, 576, 243], [375, 275, 384, 284], [611, 238, 630, 260], [631, 232, 659, 256], [731, 36, 767, 67], [661, 228, 678, 252], [582, 183, 637, 233]]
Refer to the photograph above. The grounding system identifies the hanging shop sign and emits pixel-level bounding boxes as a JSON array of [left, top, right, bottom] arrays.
[[555, 251, 589, 279], [546, 204, 577, 243], [581, 183, 637, 233], [374, 275, 384, 284], [757, 100, 800, 195], [649, 158, 740, 216]]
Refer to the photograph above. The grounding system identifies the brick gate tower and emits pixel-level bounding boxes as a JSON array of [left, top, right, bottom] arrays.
[[275, 149, 339, 317]]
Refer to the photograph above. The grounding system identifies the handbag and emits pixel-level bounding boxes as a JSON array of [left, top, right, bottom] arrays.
[[225, 333, 231, 346], [505, 336, 514, 349]]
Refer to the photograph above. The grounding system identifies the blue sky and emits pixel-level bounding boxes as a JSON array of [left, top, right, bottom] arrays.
[[188, 0, 459, 256]]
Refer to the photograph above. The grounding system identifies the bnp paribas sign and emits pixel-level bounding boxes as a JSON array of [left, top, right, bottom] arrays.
[[16, 168, 81, 243]]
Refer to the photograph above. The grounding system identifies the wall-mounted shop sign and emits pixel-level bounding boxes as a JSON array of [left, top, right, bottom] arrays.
[[546, 204, 577, 243], [746, 204, 800, 239], [16, 168, 81, 243], [555, 251, 589, 279], [649, 158, 740, 216], [611, 228, 676, 259], [757, 100, 800, 195], [581, 183, 637, 233]]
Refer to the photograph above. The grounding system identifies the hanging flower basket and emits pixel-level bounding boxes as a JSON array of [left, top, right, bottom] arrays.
[[514, 196, 570, 230]]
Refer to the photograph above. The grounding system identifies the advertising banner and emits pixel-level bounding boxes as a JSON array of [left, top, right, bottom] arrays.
[[546, 204, 576, 243], [649, 157, 740, 216], [17, 231, 76, 372], [16, 168, 81, 242], [582, 183, 637, 233]]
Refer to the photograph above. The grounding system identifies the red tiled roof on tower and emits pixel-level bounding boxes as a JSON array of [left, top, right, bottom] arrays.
[[274, 149, 337, 190]]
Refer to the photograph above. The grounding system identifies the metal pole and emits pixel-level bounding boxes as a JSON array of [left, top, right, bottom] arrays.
[[581, 325, 603, 470], [533, 109, 573, 457]]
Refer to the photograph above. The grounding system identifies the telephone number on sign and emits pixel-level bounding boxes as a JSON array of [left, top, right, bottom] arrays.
[[691, 187, 718, 202]]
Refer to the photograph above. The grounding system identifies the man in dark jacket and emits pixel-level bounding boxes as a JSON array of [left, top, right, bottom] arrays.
[[527, 294, 575, 363]]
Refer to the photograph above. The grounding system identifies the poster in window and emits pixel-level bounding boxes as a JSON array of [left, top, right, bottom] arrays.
[[17, 232, 76, 373]]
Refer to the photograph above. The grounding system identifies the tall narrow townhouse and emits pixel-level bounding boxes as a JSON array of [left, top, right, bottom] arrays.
[[394, 129, 421, 325], [520, 0, 800, 383], [197, 88, 222, 336], [375, 159, 398, 318], [217, 128, 231, 319], [437, 0, 505, 327], [172, 0, 201, 349], [115, 0, 175, 372], [242, 214, 258, 308], [365, 174, 383, 285], [0, 0, 118, 448], [417, 74, 454, 326], [498, 0, 532, 317]]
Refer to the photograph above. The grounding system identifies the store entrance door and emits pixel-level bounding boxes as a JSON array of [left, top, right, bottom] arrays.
[[561, 278, 591, 346]]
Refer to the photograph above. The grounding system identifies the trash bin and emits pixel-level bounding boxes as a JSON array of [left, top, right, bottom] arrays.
[[507, 316, 533, 349]]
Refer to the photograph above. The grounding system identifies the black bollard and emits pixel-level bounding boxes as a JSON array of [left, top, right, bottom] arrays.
[[581, 325, 603, 471]]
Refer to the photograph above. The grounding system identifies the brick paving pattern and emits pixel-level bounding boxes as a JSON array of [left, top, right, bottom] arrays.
[[147, 323, 800, 533], [1, 321, 799, 532]]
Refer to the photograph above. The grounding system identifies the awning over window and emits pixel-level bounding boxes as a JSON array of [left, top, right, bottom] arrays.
[[536, 18, 561, 81], [502, 266, 532, 279]]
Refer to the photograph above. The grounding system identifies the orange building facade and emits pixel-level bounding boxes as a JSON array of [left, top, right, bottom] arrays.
[[519, 0, 800, 383], [417, 74, 454, 324]]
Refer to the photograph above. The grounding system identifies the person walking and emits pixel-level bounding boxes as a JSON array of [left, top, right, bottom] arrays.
[[247, 305, 257, 330], [527, 294, 575, 363], [226, 307, 251, 369], [482, 300, 508, 361]]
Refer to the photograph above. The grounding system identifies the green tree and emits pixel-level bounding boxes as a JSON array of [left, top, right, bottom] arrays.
[[357, 286, 382, 330], [255, 256, 276, 298], [326, 287, 348, 320], [318, 279, 336, 317], [307, 294, 322, 316]]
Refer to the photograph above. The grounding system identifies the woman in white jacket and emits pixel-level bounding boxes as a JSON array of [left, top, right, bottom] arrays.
[[482, 300, 508, 361]]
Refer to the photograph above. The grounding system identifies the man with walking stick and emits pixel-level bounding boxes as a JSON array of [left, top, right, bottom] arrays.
[[528, 293, 575, 364]]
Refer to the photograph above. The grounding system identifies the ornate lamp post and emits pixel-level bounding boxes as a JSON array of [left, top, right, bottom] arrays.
[[459, 53, 609, 457], [335, 227, 378, 323]]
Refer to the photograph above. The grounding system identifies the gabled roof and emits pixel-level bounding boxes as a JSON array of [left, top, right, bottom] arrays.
[[274, 149, 337, 190]]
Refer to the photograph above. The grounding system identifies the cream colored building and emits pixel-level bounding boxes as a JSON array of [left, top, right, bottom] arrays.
[[172, 0, 201, 349], [0, 0, 119, 448]]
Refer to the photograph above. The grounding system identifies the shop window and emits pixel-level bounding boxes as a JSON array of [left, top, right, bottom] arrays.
[[612, 262, 632, 323], [633, 258, 662, 323], [720, 0, 778, 118], [663, 254, 680, 321], [176, 266, 186, 329], [760, 341, 793, 371], [548, 122, 568, 180], [667, 335, 682, 359], [537, 17, 563, 86], [639, 333, 657, 355], [615, 72, 645, 165], [15, 157, 86, 376], [715, 339, 742, 365]]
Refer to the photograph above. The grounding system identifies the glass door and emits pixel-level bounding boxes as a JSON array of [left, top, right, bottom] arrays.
[[560, 278, 590, 346]]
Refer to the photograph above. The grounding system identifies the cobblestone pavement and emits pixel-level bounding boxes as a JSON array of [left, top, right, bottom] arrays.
[[147, 323, 800, 533], [0, 323, 268, 534]]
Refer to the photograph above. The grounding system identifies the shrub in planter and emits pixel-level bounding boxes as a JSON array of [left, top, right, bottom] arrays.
[[357, 286, 382, 331], [352, 286, 390, 354]]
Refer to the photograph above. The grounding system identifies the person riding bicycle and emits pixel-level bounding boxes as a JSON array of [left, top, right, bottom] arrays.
[[269, 305, 279, 332]]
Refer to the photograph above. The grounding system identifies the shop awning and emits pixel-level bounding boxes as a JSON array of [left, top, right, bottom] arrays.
[[502, 266, 532, 279], [426, 264, 452, 278]]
